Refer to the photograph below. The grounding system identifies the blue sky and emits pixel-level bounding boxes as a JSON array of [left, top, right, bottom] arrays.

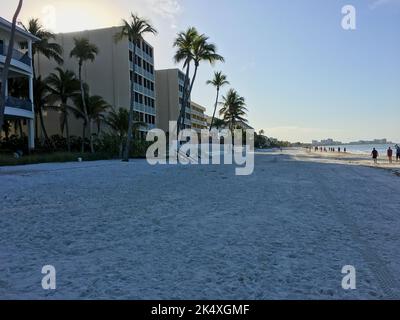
[[4, 0, 400, 142]]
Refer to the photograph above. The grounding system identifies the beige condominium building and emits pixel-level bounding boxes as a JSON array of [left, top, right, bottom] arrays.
[[190, 101, 208, 132], [155, 68, 191, 133], [36, 26, 156, 138], [0, 17, 39, 149]]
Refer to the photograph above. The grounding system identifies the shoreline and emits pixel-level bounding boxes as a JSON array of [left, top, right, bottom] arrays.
[[294, 147, 400, 176]]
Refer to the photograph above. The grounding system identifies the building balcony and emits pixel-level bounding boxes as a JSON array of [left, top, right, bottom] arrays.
[[191, 118, 208, 127], [0, 44, 32, 70], [133, 103, 156, 116], [4, 96, 34, 119], [139, 123, 156, 132], [191, 109, 206, 117]]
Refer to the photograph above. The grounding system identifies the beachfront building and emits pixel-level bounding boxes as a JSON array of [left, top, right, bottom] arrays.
[[0, 17, 39, 149], [155, 68, 191, 133], [36, 26, 156, 139], [190, 101, 208, 132]]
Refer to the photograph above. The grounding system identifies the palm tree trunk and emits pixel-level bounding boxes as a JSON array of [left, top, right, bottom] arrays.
[[35, 112, 39, 140], [123, 43, 137, 162], [64, 108, 71, 152], [119, 138, 123, 159], [18, 119, 23, 137], [89, 119, 94, 152], [177, 62, 190, 136], [78, 63, 93, 153], [32, 51, 37, 83], [81, 121, 86, 153], [180, 64, 198, 130], [38, 108, 50, 144], [210, 87, 220, 131]]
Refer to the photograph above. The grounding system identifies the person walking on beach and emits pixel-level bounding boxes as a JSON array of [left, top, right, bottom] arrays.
[[387, 147, 393, 164], [372, 148, 379, 164], [396, 145, 400, 162]]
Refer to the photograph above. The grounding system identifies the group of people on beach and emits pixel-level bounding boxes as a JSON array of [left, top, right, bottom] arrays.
[[312, 146, 347, 153], [308, 144, 400, 165], [371, 145, 400, 164]]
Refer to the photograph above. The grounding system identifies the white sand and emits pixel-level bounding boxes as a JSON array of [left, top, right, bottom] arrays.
[[1, 148, 400, 299]]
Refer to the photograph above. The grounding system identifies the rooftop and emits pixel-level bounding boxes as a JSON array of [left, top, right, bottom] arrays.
[[0, 16, 40, 41]]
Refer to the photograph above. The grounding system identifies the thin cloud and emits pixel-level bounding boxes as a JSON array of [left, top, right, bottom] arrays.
[[369, 0, 400, 10], [148, 0, 182, 19]]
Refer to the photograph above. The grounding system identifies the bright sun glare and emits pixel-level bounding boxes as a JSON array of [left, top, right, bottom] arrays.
[[39, 1, 120, 33]]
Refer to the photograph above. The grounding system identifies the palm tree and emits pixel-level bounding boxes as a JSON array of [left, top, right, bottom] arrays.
[[106, 108, 147, 158], [207, 71, 229, 131], [89, 95, 110, 136], [174, 29, 224, 133], [19, 18, 63, 80], [70, 38, 99, 153], [19, 18, 64, 140], [73, 88, 110, 152], [211, 118, 226, 130], [173, 27, 198, 134], [219, 89, 248, 132], [20, 18, 63, 142], [45, 68, 80, 152], [106, 108, 128, 157], [33, 76, 51, 144], [114, 13, 157, 162]]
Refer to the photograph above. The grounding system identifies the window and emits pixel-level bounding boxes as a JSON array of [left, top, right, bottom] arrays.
[[136, 56, 142, 67], [134, 75, 142, 85]]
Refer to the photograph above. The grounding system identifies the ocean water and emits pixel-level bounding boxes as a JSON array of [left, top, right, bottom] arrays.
[[326, 144, 399, 155]]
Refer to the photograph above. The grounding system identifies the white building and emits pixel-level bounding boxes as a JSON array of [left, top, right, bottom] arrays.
[[0, 17, 39, 149], [190, 101, 208, 132], [36, 26, 156, 139], [155, 68, 191, 133]]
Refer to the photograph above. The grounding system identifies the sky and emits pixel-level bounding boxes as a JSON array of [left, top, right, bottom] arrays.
[[3, 0, 400, 143]]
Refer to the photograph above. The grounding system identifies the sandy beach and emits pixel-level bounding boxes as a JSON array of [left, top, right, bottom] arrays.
[[1, 148, 400, 299], [294, 148, 400, 176]]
